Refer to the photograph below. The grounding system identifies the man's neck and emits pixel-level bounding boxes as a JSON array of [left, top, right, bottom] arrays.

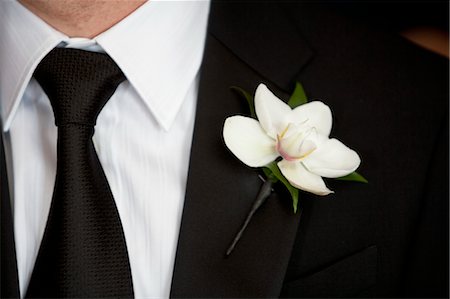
[[18, 0, 147, 38]]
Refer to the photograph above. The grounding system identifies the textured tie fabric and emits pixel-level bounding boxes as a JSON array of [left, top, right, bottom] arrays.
[[26, 48, 134, 298]]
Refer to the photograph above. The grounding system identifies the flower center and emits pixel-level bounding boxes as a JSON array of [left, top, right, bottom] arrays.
[[276, 123, 317, 161]]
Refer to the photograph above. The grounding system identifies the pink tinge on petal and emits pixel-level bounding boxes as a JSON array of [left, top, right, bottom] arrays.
[[276, 134, 317, 162], [276, 136, 298, 162]]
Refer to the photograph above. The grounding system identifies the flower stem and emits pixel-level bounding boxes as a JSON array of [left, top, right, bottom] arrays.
[[225, 179, 273, 256]]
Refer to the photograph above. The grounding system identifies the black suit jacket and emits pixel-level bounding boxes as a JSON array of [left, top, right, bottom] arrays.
[[2, 2, 448, 298]]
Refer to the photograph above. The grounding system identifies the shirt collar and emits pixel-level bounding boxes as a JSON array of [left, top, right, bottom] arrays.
[[0, 0, 67, 131], [0, 0, 210, 132]]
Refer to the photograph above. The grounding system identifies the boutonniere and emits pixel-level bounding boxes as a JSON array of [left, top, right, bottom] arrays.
[[223, 83, 367, 256]]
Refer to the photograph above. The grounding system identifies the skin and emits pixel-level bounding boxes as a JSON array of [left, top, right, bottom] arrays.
[[401, 27, 449, 58], [18, 0, 147, 38], [18, 0, 448, 59]]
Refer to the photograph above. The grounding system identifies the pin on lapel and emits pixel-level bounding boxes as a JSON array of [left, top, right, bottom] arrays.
[[223, 82, 367, 256], [225, 175, 273, 256]]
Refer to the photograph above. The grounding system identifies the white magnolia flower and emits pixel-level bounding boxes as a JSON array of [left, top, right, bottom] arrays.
[[223, 84, 361, 196]]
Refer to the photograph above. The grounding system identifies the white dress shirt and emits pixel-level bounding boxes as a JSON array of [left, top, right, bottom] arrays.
[[0, 1, 210, 297]]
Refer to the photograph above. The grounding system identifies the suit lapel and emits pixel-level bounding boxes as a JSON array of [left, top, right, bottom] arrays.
[[0, 3, 315, 298], [1, 130, 20, 298], [170, 3, 314, 297]]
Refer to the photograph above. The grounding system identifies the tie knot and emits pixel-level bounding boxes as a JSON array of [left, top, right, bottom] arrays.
[[34, 48, 126, 127]]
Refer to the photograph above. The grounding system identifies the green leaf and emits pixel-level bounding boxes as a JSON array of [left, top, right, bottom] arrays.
[[287, 82, 308, 109], [230, 86, 256, 118], [262, 167, 277, 183], [265, 162, 299, 213], [336, 172, 368, 183]]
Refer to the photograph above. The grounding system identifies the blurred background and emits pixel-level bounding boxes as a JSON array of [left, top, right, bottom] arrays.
[[328, 1, 449, 58]]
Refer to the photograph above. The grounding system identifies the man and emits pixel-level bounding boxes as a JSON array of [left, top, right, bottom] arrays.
[[1, 0, 448, 298]]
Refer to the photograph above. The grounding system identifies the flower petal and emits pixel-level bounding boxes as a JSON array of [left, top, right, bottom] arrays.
[[289, 101, 332, 137], [303, 138, 361, 178], [278, 159, 333, 196], [254, 84, 291, 139], [278, 131, 317, 161], [223, 116, 278, 167]]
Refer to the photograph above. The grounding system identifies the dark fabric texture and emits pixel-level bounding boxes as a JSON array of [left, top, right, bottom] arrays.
[[281, 245, 378, 297], [170, 2, 448, 298], [25, 48, 133, 298], [1, 3, 448, 299]]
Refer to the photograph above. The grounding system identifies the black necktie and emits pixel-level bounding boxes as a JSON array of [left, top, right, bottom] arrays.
[[26, 48, 134, 298]]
